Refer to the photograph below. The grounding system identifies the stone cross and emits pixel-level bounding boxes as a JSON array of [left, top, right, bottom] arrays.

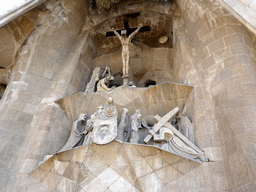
[[144, 107, 203, 154], [144, 107, 180, 143], [106, 20, 151, 38], [154, 115, 202, 154]]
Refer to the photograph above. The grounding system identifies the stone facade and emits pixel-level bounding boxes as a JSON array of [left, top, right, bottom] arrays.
[[0, 0, 256, 191]]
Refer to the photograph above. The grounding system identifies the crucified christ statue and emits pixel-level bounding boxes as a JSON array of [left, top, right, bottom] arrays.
[[112, 23, 143, 78]]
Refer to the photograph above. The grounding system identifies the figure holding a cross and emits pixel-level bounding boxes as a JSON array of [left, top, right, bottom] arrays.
[[112, 23, 143, 79]]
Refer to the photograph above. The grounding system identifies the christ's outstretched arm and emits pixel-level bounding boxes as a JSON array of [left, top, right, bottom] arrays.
[[128, 23, 143, 40], [112, 28, 122, 40]]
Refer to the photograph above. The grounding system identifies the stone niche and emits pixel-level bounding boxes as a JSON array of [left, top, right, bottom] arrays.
[[28, 1, 209, 191], [91, 44, 174, 88]]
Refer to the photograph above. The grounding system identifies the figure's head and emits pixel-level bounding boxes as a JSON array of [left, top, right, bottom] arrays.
[[108, 97, 114, 104], [107, 75, 114, 81], [136, 109, 142, 119], [129, 81, 134, 86], [90, 113, 96, 121], [141, 119, 147, 126], [79, 113, 87, 121], [121, 30, 127, 38]]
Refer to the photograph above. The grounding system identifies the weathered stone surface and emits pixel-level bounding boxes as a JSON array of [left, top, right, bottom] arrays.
[[56, 82, 193, 124], [30, 141, 203, 191]]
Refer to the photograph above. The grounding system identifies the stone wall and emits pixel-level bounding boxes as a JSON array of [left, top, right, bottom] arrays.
[[174, 0, 256, 190], [218, 0, 256, 35], [0, 0, 92, 191]]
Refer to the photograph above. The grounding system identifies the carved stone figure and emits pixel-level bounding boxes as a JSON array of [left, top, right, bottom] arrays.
[[178, 116, 195, 143], [144, 107, 179, 143], [92, 97, 118, 144], [97, 75, 114, 92], [112, 23, 143, 78], [60, 113, 87, 151], [85, 66, 113, 93], [130, 109, 142, 144], [123, 119, 131, 142], [117, 108, 129, 142], [100, 66, 111, 79], [129, 81, 136, 87], [149, 127, 174, 142], [143, 107, 208, 162], [81, 113, 96, 146], [85, 67, 102, 93], [161, 136, 208, 162]]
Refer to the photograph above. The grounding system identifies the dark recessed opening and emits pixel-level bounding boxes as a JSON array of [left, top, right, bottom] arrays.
[[0, 84, 7, 99], [109, 80, 121, 88], [145, 80, 156, 87], [124, 12, 140, 18]]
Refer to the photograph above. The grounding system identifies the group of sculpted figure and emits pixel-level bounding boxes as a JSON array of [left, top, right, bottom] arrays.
[[61, 97, 208, 162], [61, 97, 142, 151], [63, 24, 209, 162], [85, 65, 136, 93]]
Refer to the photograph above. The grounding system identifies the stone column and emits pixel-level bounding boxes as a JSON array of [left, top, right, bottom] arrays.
[[175, 0, 256, 190]]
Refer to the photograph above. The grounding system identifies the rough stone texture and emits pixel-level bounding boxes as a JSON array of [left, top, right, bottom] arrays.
[[0, 0, 256, 191], [30, 140, 204, 192], [218, 0, 256, 35], [0, 0, 47, 27], [0, 0, 92, 191], [56, 82, 193, 123], [173, 0, 256, 191]]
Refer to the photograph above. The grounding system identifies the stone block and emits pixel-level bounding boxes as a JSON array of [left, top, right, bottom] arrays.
[[208, 39, 226, 55], [138, 173, 164, 192], [130, 158, 153, 178], [36, 77, 52, 88], [230, 44, 250, 55], [17, 112, 34, 124], [23, 103, 38, 114], [55, 177, 76, 192], [236, 54, 250, 64], [223, 56, 238, 68], [232, 64, 246, 75], [155, 166, 183, 185], [172, 159, 200, 175], [213, 26, 228, 40], [43, 68, 54, 79], [41, 172, 62, 190], [145, 155, 169, 171], [28, 64, 45, 76], [214, 48, 232, 63], [219, 68, 232, 81], [224, 140, 237, 157], [109, 176, 134, 192], [224, 34, 244, 47], [97, 168, 119, 187], [82, 178, 108, 192]]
